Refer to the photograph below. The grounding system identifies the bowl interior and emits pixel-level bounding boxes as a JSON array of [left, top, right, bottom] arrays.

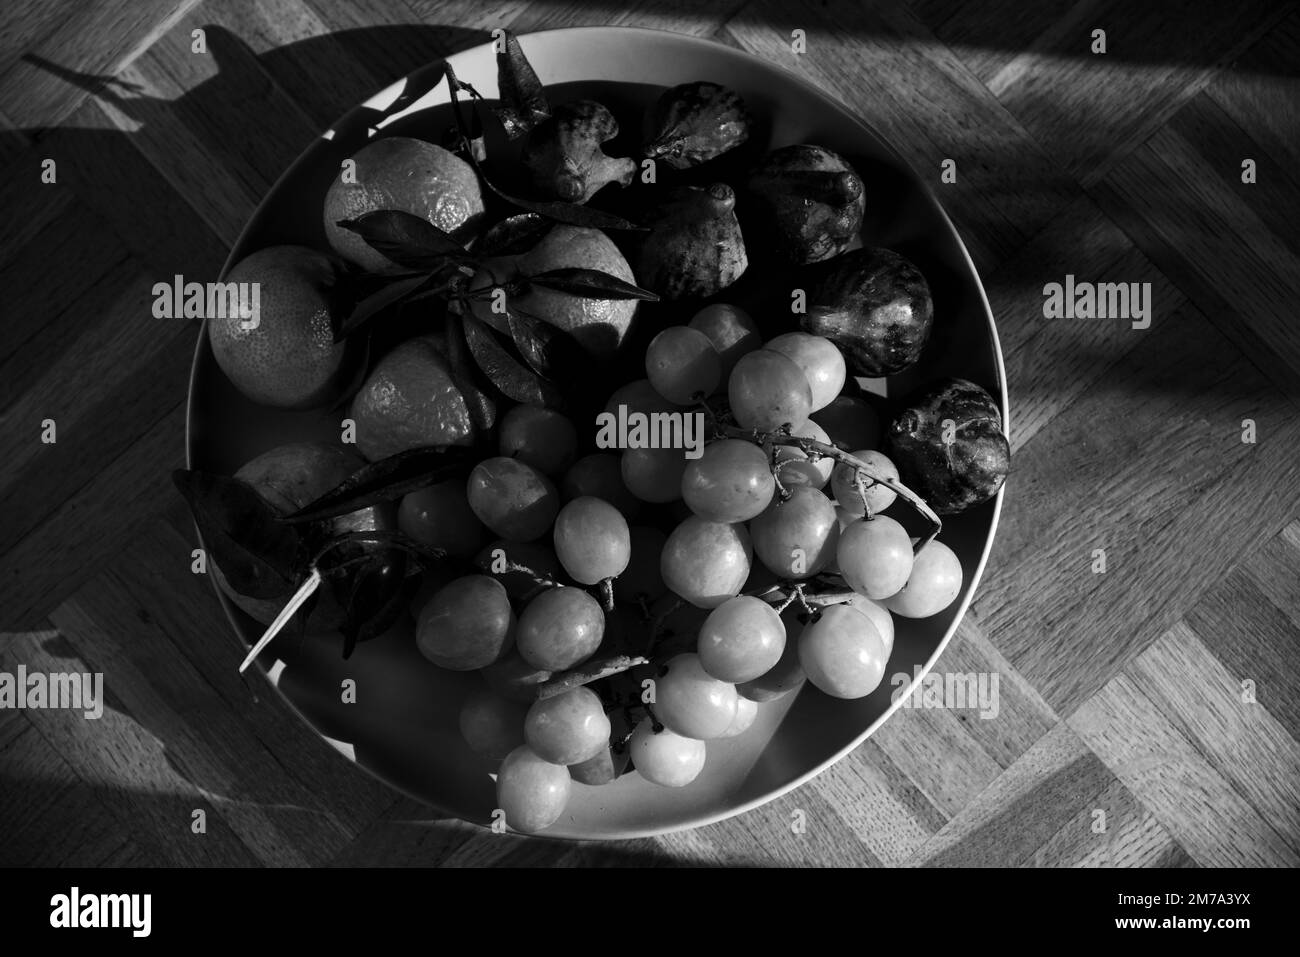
[[188, 27, 1006, 840]]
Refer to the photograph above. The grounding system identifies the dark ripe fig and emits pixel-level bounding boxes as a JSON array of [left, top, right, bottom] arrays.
[[746, 145, 865, 264], [633, 183, 748, 299], [643, 81, 751, 170], [520, 100, 636, 204], [887, 378, 1010, 515], [802, 247, 933, 376]]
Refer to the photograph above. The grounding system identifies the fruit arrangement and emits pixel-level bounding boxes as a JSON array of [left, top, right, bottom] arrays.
[[178, 32, 1010, 834]]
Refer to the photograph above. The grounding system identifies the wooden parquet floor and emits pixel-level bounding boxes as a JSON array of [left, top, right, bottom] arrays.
[[1, 0, 1297, 867]]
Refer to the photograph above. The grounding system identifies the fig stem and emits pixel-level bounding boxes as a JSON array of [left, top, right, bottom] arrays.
[[718, 424, 942, 554]]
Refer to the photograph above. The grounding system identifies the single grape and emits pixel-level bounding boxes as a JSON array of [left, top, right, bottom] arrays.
[[697, 595, 786, 683], [831, 449, 899, 517], [680, 439, 776, 523], [772, 420, 835, 490], [883, 540, 963, 618], [812, 395, 880, 451], [416, 575, 515, 670], [629, 718, 706, 788], [837, 515, 913, 599], [399, 479, 489, 558], [728, 350, 813, 433], [750, 486, 840, 579], [562, 453, 640, 518], [689, 303, 760, 382], [498, 405, 578, 476], [737, 605, 808, 701], [646, 326, 722, 404], [661, 516, 752, 608], [852, 596, 895, 659], [553, 496, 631, 585], [467, 457, 559, 543], [621, 446, 688, 503], [613, 526, 669, 604], [516, 586, 605, 670], [717, 695, 759, 738], [496, 745, 571, 833], [568, 745, 628, 785], [653, 652, 739, 739], [798, 604, 888, 699], [764, 332, 846, 412], [524, 686, 611, 765], [481, 652, 552, 702], [605, 377, 684, 418], [459, 687, 528, 759]]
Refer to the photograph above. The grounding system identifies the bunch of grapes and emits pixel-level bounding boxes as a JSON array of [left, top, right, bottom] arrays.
[[405, 303, 964, 834]]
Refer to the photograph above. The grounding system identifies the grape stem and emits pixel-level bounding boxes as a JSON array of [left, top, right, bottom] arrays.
[[536, 654, 649, 699], [715, 423, 943, 554]]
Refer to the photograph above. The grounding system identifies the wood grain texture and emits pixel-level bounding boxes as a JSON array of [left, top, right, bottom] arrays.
[[1, 0, 1298, 867]]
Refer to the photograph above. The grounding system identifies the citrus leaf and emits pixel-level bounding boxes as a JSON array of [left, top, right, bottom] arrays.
[[526, 267, 659, 301], [462, 313, 561, 406], [336, 210, 472, 270], [505, 305, 588, 383], [493, 31, 550, 139], [334, 273, 437, 343], [444, 311, 498, 431], [172, 470, 301, 599], [282, 447, 477, 524], [475, 212, 552, 257]]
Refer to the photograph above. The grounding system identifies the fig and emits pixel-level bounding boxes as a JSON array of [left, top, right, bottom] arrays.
[[801, 247, 933, 376], [887, 378, 1009, 515], [520, 100, 636, 204], [633, 184, 747, 300], [643, 81, 751, 169], [746, 145, 865, 264]]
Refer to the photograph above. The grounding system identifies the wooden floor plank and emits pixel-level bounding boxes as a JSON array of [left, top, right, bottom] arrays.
[[1069, 669, 1298, 867], [1027, 778, 1184, 868]]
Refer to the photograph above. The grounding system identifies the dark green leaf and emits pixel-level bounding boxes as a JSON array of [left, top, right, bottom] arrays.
[[282, 447, 477, 524], [462, 313, 561, 406], [173, 470, 301, 599], [526, 267, 659, 301], [475, 213, 552, 257], [505, 305, 588, 383], [336, 210, 472, 270], [444, 311, 498, 431], [334, 273, 438, 343], [493, 31, 550, 139]]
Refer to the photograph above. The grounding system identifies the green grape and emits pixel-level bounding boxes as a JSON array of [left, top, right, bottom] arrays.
[[653, 652, 739, 739], [737, 606, 808, 701], [681, 439, 775, 523], [629, 718, 706, 788], [496, 745, 571, 833], [764, 332, 846, 412], [728, 350, 813, 432], [697, 595, 786, 683], [883, 540, 963, 618], [524, 686, 611, 765], [717, 695, 759, 738], [621, 446, 688, 503], [516, 586, 605, 670], [553, 496, 631, 584], [459, 687, 528, 758], [837, 515, 913, 599], [661, 516, 752, 608], [797, 604, 888, 699], [562, 453, 641, 519], [772, 420, 835, 490], [467, 457, 559, 543], [399, 479, 489, 558], [416, 575, 515, 671], [831, 449, 899, 517], [646, 326, 722, 404], [750, 486, 840, 579], [689, 303, 760, 382], [498, 405, 578, 476]]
